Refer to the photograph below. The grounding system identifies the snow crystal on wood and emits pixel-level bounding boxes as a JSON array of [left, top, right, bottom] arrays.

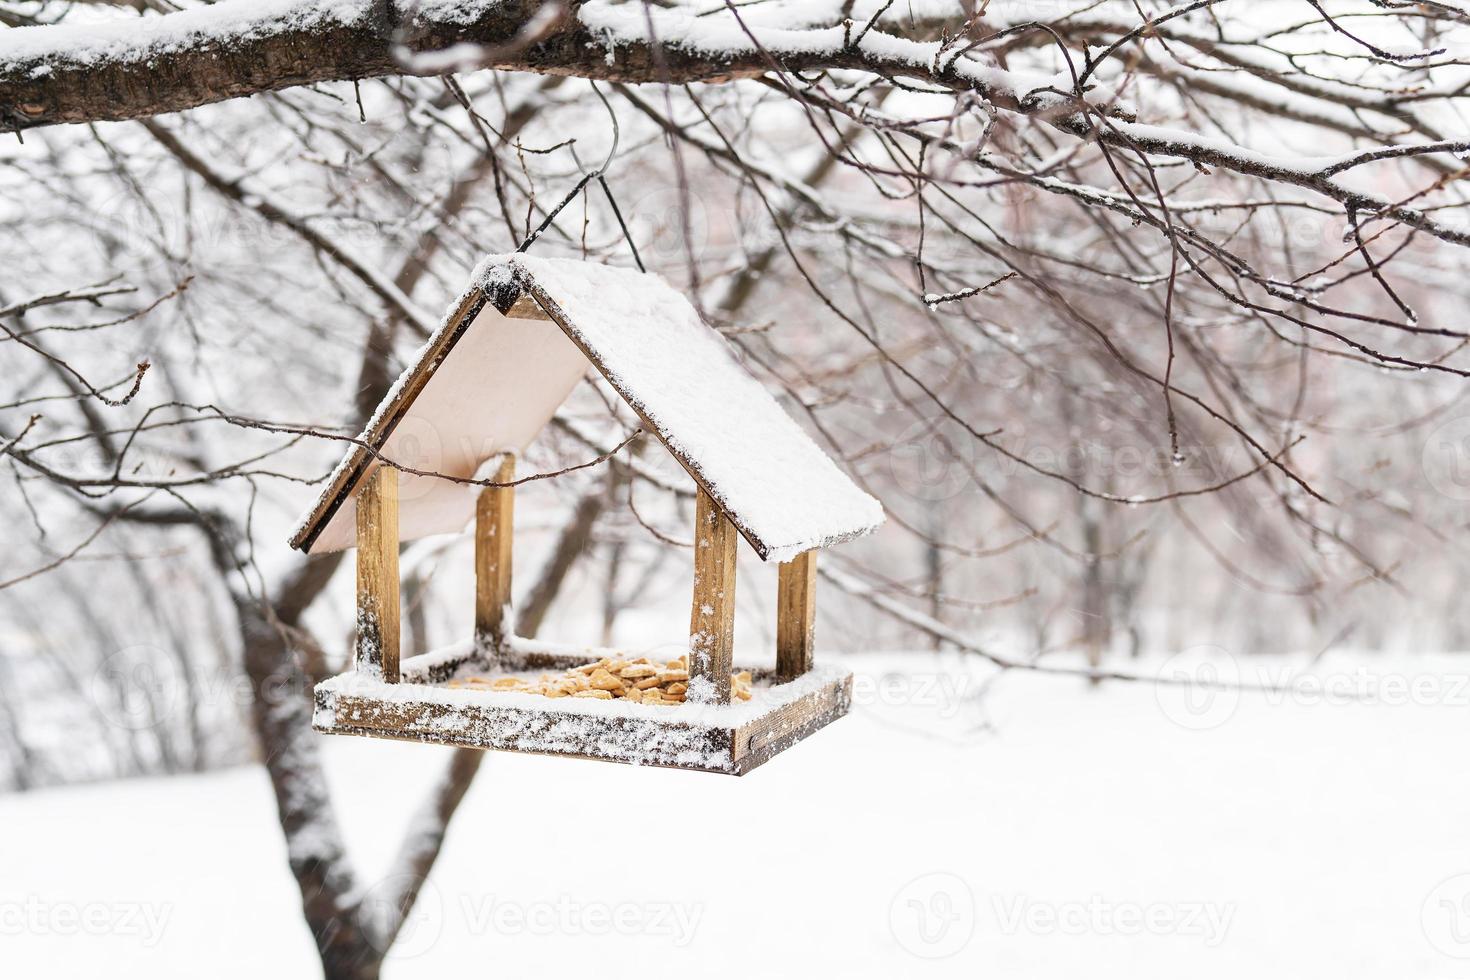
[[293, 253, 882, 560], [313, 644, 853, 775], [479, 254, 884, 562]]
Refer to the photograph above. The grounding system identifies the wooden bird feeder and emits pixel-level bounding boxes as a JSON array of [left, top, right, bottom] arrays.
[[290, 255, 883, 775]]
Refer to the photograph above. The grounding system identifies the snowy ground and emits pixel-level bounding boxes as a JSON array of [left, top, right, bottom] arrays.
[[4, 649, 1470, 978]]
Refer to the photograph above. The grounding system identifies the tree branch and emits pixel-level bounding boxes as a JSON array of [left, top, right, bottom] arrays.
[[8, 2, 1469, 248]]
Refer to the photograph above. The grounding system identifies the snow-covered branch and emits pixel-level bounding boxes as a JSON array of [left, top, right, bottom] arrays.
[[0, 0, 1086, 130], [6, 1, 1469, 249]]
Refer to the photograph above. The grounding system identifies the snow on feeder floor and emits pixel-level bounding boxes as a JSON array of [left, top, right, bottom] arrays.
[[313, 640, 854, 775], [449, 652, 737, 704], [291, 256, 882, 775]]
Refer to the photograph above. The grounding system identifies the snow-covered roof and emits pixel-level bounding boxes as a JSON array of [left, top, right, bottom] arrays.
[[289, 255, 883, 562]]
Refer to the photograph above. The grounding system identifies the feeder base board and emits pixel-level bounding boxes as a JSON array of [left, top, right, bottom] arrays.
[[312, 647, 851, 776]]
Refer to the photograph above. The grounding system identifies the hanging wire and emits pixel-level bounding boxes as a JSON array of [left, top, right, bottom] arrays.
[[596, 175, 645, 273], [515, 81, 645, 271]]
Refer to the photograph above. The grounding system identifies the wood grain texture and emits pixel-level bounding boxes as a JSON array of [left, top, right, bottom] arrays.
[[475, 454, 516, 656], [313, 669, 851, 776], [504, 292, 551, 320], [689, 488, 737, 704], [776, 550, 817, 682], [355, 465, 400, 683], [731, 673, 853, 772], [289, 287, 487, 552]]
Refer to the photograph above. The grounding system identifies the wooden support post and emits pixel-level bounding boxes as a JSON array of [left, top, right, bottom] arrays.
[[475, 453, 516, 656], [776, 550, 817, 682], [689, 487, 737, 704], [356, 465, 400, 683]]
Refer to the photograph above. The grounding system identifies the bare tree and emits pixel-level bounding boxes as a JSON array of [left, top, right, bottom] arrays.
[[5, 2, 1470, 976]]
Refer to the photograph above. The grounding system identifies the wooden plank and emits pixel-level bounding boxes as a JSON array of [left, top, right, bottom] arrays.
[[731, 674, 852, 775], [410, 642, 785, 684], [732, 674, 849, 757], [355, 465, 400, 683], [290, 289, 488, 552], [689, 487, 737, 704], [312, 669, 853, 776], [316, 691, 736, 772], [522, 280, 776, 560], [475, 453, 516, 656], [776, 550, 817, 681], [505, 292, 551, 320], [398, 646, 481, 686]]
